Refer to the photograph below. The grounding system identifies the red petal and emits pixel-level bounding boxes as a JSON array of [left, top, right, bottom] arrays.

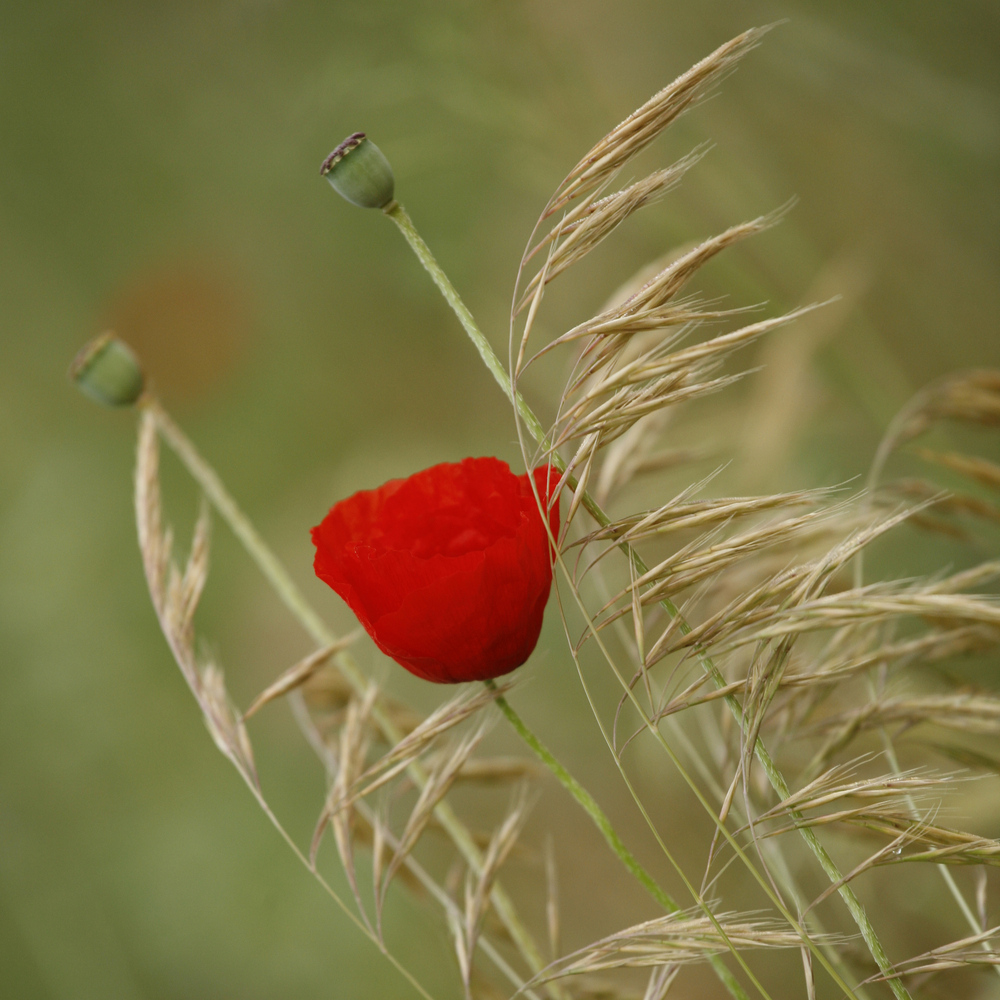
[[311, 457, 560, 683]]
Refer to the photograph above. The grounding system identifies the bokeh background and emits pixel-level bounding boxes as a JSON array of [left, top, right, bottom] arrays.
[[2, 1, 998, 997]]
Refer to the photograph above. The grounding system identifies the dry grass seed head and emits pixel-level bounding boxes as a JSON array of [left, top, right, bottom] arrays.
[[641, 965, 681, 1000], [243, 635, 359, 721], [578, 488, 832, 550], [779, 625, 999, 696], [135, 412, 259, 787], [752, 762, 961, 829], [309, 686, 380, 932], [812, 692, 1000, 739], [863, 925, 1000, 985], [846, 815, 1000, 866], [516, 149, 708, 314], [528, 908, 836, 983], [515, 30, 779, 377], [542, 27, 771, 219], [378, 720, 491, 913], [457, 788, 532, 995], [870, 369, 1000, 491], [915, 449, 1000, 493]]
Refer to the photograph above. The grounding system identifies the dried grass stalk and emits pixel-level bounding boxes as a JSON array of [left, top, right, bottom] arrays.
[[528, 908, 836, 983], [542, 27, 770, 218], [135, 411, 258, 788]]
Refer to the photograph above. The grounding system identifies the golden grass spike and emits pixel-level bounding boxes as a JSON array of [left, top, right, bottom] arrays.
[[646, 508, 918, 660], [516, 151, 706, 313], [561, 297, 753, 348], [923, 370, 1000, 427], [526, 908, 834, 982], [915, 449, 1000, 492], [243, 636, 358, 721], [172, 500, 210, 646], [735, 593, 1000, 647], [564, 305, 819, 420], [612, 211, 786, 319], [135, 411, 167, 608], [782, 626, 999, 693], [642, 965, 681, 1000], [623, 304, 822, 387], [696, 545, 993, 658], [562, 372, 747, 447], [757, 766, 954, 827], [135, 414, 261, 789], [870, 369, 1000, 492], [336, 684, 509, 815], [843, 815, 1000, 866], [884, 478, 1000, 530], [200, 660, 260, 789], [379, 722, 489, 907], [461, 789, 531, 993], [814, 693, 1000, 738], [543, 303, 751, 370], [543, 27, 771, 218], [310, 685, 377, 868], [530, 147, 707, 262], [620, 503, 847, 610], [863, 926, 999, 984], [581, 490, 829, 549]]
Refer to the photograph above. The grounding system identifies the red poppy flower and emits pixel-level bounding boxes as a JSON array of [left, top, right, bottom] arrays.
[[311, 458, 560, 684]]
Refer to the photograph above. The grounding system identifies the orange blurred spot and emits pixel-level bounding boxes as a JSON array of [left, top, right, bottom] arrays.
[[103, 262, 251, 403]]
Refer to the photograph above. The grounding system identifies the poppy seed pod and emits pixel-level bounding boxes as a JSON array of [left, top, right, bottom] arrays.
[[69, 333, 145, 407], [311, 458, 561, 683], [320, 133, 395, 209]]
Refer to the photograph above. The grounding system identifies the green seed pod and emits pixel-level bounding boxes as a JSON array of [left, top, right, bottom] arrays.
[[320, 133, 395, 209], [69, 333, 145, 407]]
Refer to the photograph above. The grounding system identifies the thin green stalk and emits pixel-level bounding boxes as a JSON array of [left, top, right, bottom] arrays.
[[485, 680, 675, 912], [384, 202, 911, 999], [387, 199, 758, 1000], [141, 397, 556, 996], [383, 201, 545, 447], [594, 562, 874, 999]]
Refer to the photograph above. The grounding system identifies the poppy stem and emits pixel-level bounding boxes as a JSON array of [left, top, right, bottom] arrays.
[[484, 681, 674, 910], [383, 201, 546, 449], [484, 680, 755, 1000]]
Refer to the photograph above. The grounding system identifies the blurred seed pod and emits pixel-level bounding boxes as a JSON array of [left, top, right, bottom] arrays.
[[69, 332, 145, 407]]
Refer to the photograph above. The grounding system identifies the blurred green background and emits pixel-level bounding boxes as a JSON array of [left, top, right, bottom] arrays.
[[2, 1, 997, 997]]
